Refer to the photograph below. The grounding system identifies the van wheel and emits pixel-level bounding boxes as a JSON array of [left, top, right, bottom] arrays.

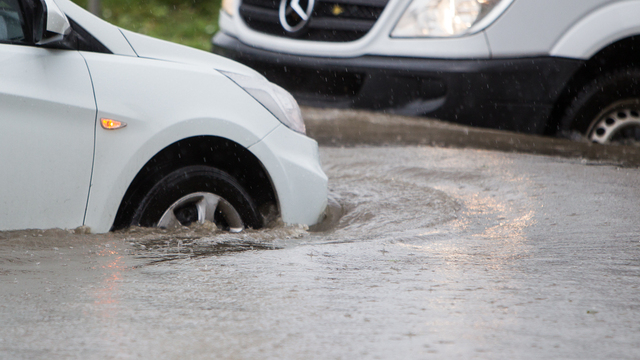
[[131, 165, 262, 232], [561, 68, 640, 145]]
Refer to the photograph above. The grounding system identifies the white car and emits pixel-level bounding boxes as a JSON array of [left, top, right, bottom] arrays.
[[214, 0, 640, 144], [0, 0, 327, 233]]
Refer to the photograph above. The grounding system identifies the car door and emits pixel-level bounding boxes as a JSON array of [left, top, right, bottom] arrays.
[[0, 0, 96, 230]]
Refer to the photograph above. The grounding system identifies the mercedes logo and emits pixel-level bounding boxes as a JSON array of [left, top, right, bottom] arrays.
[[279, 0, 315, 33]]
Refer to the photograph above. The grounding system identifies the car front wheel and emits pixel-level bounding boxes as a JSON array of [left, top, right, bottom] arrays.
[[131, 165, 262, 232]]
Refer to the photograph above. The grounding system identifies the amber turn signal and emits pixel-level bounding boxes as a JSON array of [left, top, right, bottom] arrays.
[[101, 118, 127, 130]]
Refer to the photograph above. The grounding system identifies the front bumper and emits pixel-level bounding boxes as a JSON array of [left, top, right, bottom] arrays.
[[249, 124, 328, 226], [213, 32, 583, 135]]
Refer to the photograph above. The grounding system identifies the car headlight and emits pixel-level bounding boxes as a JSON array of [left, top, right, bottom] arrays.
[[391, 0, 513, 38], [221, 71, 306, 134]]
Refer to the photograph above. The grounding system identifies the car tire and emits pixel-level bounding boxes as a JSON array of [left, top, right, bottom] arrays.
[[131, 165, 262, 232], [560, 68, 640, 144]]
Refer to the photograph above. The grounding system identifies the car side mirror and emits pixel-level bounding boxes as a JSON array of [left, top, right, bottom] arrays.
[[35, 0, 71, 45]]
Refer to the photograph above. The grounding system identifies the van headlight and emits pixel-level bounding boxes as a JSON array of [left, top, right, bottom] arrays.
[[221, 71, 306, 134], [391, 0, 513, 38]]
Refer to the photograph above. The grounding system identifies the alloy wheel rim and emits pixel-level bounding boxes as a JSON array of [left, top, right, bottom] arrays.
[[157, 192, 244, 232]]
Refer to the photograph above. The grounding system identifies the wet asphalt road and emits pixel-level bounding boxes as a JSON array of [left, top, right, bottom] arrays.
[[1, 109, 640, 359]]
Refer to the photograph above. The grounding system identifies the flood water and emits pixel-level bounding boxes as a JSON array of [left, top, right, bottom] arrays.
[[2, 145, 640, 359]]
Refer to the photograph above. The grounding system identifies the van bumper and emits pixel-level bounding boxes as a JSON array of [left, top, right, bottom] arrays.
[[213, 32, 583, 135]]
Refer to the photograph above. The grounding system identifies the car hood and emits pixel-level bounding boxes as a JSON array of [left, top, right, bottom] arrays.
[[54, 0, 259, 77], [120, 29, 263, 78]]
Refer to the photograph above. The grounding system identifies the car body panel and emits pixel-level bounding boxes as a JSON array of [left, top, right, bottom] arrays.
[[485, 0, 611, 58], [0, 45, 95, 231], [80, 52, 283, 233], [249, 125, 328, 226], [550, 1, 640, 59]]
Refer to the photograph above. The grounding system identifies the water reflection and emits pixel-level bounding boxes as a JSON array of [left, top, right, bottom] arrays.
[[405, 151, 542, 273], [93, 255, 123, 310]]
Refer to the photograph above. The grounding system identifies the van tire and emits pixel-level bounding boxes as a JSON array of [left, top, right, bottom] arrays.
[[560, 68, 640, 144]]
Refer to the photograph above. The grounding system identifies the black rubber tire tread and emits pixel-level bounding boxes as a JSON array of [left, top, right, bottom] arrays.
[[131, 165, 262, 230], [560, 68, 640, 135]]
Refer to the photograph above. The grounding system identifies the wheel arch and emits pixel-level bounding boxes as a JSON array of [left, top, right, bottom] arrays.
[[110, 135, 278, 230], [550, 1, 640, 61], [546, 35, 640, 135]]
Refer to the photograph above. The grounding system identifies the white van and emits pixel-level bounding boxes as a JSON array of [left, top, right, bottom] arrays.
[[213, 0, 640, 144]]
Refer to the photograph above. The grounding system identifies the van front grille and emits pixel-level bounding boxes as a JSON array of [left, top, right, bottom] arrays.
[[239, 0, 388, 42]]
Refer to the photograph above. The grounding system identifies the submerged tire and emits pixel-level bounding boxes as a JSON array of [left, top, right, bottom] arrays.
[[561, 68, 640, 144], [131, 165, 262, 232]]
